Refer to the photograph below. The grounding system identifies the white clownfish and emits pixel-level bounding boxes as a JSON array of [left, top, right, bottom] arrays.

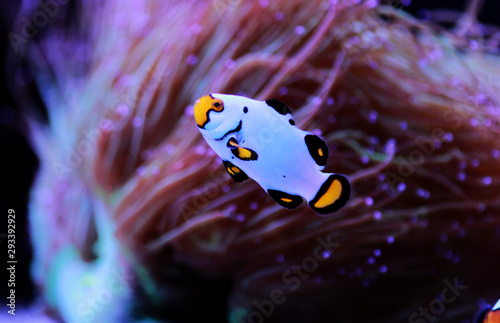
[[193, 93, 350, 215], [476, 299, 500, 323]]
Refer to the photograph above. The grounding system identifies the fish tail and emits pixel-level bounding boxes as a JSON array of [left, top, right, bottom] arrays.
[[309, 174, 350, 214]]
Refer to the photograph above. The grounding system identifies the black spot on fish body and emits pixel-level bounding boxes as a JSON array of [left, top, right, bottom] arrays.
[[266, 99, 292, 115]]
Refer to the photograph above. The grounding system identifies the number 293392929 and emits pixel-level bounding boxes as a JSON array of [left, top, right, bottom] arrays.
[[7, 209, 16, 316]]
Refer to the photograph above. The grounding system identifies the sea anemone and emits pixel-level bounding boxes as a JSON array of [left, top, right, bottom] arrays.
[[14, 0, 500, 322]]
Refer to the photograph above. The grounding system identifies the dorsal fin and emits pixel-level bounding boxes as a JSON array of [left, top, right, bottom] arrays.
[[265, 99, 292, 115]]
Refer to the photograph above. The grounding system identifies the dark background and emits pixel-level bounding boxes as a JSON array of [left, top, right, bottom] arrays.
[[0, 0, 499, 314]]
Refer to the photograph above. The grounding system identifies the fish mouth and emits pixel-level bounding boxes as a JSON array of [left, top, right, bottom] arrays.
[[216, 120, 242, 141]]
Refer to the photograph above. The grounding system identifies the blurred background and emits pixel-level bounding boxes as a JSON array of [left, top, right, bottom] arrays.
[[1, 0, 500, 322]]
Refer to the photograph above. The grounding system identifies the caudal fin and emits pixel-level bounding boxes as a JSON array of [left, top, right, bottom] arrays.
[[309, 174, 350, 214]]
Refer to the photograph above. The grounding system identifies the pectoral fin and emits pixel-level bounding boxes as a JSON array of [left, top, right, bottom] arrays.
[[267, 189, 303, 209], [223, 160, 248, 182], [227, 138, 258, 161]]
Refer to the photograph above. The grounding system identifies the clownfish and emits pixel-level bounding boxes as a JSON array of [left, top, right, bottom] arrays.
[[193, 93, 350, 214], [476, 299, 500, 323]]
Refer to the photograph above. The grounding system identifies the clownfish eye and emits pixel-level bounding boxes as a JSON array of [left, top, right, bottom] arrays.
[[212, 99, 224, 111]]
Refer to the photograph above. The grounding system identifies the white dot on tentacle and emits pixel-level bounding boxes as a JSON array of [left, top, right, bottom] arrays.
[[416, 188, 430, 199], [312, 129, 322, 136], [259, 0, 269, 8], [294, 25, 306, 35], [482, 176, 492, 186], [368, 111, 378, 124], [311, 96, 322, 106], [186, 54, 198, 65], [443, 132, 453, 142], [225, 60, 236, 69]]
